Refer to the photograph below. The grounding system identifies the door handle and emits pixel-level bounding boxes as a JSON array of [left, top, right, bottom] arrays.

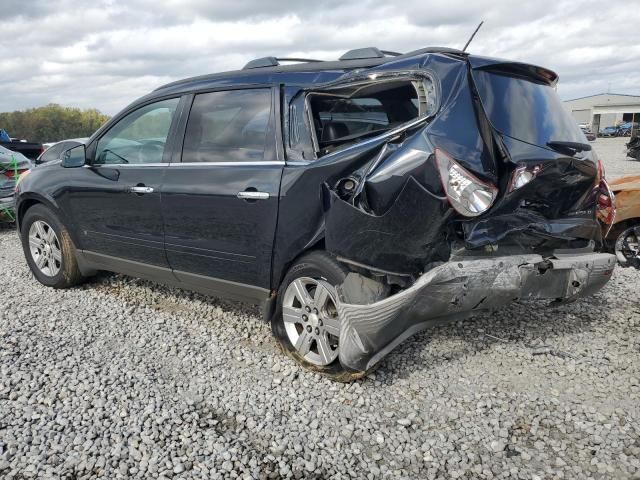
[[129, 186, 154, 194], [237, 191, 269, 200]]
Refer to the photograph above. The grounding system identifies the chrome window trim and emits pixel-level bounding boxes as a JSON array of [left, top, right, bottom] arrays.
[[169, 161, 285, 167], [84, 163, 167, 168], [86, 161, 286, 168]]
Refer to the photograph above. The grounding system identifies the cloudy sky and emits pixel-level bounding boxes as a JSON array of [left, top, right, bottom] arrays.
[[2, 0, 639, 114]]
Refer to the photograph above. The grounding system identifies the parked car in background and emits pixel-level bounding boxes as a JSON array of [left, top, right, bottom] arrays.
[[0, 146, 31, 221], [14, 46, 617, 379], [0, 129, 43, 160], [607, 175, 640, 268], [36, 138, 88, 164], [599, 126, 618, 137], [580, 126, 596, 141], [617, 122, 639, 137]]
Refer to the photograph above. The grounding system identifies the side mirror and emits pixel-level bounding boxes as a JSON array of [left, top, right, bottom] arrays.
[[62, 144, 86, 168]]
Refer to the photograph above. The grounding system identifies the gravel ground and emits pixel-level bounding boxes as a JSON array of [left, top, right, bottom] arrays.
[[1, 223, 639, 479], [592, 137, 639, 179]]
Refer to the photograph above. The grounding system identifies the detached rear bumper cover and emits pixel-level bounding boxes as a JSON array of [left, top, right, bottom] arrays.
[[336, 252, 616, 372]]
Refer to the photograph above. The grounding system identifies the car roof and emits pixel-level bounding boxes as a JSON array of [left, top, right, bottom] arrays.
[[153, 47, 468, 95]]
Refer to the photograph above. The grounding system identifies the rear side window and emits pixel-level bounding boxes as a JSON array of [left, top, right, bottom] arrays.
[[182, 89, 271, 163], [473, 70, 585, 147], [308, 79, 435, 156]]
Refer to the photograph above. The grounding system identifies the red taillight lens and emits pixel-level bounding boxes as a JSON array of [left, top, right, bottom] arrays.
[[596, 179, 616, 226], [596, 158, 605, 182], [2, 168, 28, 179]]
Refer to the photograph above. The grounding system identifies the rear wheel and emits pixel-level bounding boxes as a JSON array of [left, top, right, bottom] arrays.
[[271, 251, 362, 381], [20, 204, 85, 288]]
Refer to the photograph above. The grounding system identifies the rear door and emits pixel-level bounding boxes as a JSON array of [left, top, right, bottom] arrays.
[[161, 87, 283, 298], [62, 97, 182, 269]]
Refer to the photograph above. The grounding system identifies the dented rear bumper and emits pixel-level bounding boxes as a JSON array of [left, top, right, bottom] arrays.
[[336, 251, 616, 372]]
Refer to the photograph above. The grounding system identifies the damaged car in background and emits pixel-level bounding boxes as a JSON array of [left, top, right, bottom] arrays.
[[15, 46, 617, 380], [606, 175, 640, 269], [0, 146, 31, 222]]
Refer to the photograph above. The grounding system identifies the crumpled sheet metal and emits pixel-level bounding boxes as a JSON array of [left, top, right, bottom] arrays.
[[336, 252, 616, 372]]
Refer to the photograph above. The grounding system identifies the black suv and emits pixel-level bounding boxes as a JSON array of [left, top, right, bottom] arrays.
[[15, 46, 617, 380]]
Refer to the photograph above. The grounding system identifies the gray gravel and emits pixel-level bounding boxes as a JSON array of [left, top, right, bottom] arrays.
[[1, 224, 639, 479], [592, 137, 639, 179]]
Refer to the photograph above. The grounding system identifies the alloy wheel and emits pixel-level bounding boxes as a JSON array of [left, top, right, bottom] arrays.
[[615, 226, 640, 267], [28, 220, 62, 277], [282, 277, 341, 366]]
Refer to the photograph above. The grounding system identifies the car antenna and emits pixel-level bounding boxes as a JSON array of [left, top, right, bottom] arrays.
[[462, 21, 484, 52]]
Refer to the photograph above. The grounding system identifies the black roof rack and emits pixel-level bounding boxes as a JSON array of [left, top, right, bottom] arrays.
[[339, 47, 401, 60], [243, 56, 324, 70], [243, 47, 404, 70]]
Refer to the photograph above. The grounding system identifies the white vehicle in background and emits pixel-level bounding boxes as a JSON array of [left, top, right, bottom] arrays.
[[36, 138, 88, 164]]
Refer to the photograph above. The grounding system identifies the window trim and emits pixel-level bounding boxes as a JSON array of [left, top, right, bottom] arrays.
[[176, 85, 283, 166]]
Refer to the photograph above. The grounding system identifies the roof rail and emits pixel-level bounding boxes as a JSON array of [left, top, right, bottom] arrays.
[[243, 56, 323, 70], [339, 47, 401, 60]]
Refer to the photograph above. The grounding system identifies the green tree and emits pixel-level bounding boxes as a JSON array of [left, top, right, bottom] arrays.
[[0, 104, 110, 143]]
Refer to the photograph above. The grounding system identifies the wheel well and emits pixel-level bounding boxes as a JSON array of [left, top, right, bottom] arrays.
[[17, 199, 41, 227], [610, 218, 640, 236], [275, 239, 327, 290]]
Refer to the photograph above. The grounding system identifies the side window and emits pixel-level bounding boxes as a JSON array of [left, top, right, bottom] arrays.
[[94, 98, 179, 165], [182, 89, 271, 163]]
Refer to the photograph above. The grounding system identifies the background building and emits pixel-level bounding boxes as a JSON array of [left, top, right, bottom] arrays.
[[563, 93, 640, 132]]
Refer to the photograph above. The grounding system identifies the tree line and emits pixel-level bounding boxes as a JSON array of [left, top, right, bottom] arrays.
[[0, 104, 111, 143]]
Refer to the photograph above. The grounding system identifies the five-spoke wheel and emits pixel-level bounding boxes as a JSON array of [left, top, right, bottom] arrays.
[[28, 220, 62, 277], [271, 251, 352, 379], [282, 277, 341, 366]]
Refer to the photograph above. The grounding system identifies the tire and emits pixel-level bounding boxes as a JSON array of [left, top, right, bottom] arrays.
[[271, 251, 363, 381], [608, 221, 640, 268], [20, 204, 85, 288]]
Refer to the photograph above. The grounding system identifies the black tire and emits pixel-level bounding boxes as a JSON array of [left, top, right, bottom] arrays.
[[607, 221, 640, 268], [271, 250, 363, 382], [20, 204, 85, 288]]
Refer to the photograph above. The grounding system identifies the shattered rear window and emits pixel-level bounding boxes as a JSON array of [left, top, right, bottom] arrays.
[[308, 79, 434, 155]]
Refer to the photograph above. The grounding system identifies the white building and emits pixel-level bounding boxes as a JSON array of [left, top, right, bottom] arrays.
[[563, 93, 640, 132]]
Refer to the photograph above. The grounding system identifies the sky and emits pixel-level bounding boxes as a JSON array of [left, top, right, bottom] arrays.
[[2, 0, 639, 115]]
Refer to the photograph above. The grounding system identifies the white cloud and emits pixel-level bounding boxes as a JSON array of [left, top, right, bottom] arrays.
[[0, 0, 638, 114]]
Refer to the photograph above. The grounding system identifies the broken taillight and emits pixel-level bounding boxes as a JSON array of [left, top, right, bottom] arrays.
[[596, 178, 615, 227], [434, 148, 498, 217], [508, 164, 541, 192]]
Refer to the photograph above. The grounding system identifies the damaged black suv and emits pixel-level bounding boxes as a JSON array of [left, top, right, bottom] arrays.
[[15, 46, 617, 380]]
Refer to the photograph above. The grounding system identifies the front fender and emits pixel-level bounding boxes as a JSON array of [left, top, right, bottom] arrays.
[[15, 191, 80, 247]]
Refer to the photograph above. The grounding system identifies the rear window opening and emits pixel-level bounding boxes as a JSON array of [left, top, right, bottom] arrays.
[[307, 78, 435, 156]]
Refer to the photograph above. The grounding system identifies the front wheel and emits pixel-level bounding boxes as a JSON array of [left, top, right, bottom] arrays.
[[271, 251, 362, 381], [20, 204, 85, 288]]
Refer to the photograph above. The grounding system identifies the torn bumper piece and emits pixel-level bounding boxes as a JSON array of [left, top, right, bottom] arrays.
[[336, 251, 616, 372]]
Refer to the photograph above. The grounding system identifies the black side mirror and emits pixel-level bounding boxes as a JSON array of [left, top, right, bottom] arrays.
[[62, 144, 86, 168]]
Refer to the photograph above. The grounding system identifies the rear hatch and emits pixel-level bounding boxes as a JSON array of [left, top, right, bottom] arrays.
[[465, 62, 603, 250]]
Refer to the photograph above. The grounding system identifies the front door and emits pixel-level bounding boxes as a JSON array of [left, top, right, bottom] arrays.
[[63, 97, 181, 269], [161, 88, 282, 297]]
